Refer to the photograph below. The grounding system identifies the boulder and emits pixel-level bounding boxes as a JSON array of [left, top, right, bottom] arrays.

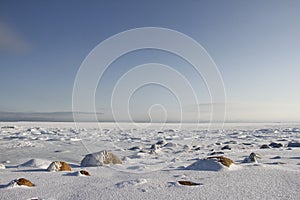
[[260, 144, 270, 149], [47, 161, 72, 172], [269, 142, 283, 148], [81, 150, 122, 167], [287, 142, 300, 148], [15, 178, 35, 187]]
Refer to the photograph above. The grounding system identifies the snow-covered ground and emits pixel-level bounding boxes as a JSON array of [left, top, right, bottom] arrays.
[[0, 122, 299, 200]]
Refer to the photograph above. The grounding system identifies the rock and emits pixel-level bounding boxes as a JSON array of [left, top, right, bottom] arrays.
[[186, 157, 233, 171], [81, 150, 122, 167], [0, 163, 5, 169], [156, 139, 167, 146], [194, 147, 201, 151], [167, 129, 175, 132], [150, 144, 159, 150], [178, 180, 202, 186], [15, 178, 35, 187], [183, 145, 191, 151], [260, 144, 270, 149], [269, 142, 283, 148], [215, 142, 222, 145], [277, 138, 288, 142], [207, 156, 234, 167], [209, 151, 224, 156], [224, 140, 237, 144], [270, 162, 286, 165], [1, 126, 16, 129], [287, 142, 300, 148], [128, 146, 142, 151], [270, 156, 281, 159], [221, 145, 231, 150], [47, 161, 72, 172], [163, 142, 177, 148], [242, 152, 261, 163], [79, 170, 91, 176]]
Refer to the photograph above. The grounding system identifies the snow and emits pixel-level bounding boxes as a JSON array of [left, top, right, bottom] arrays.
[[19, 159, 52, 169], [0, 122, 300, 199], [186, 159, 228, 171]]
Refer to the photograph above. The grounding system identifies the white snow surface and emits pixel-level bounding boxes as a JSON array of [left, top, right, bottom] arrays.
[[0, 122, 300, 200]]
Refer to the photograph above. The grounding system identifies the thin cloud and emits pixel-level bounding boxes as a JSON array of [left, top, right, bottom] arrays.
[[0, 111, 104, 122], [0, 21, 30, 52]]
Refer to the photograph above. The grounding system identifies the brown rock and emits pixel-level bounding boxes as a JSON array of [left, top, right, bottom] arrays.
[[47, 161, 72, 172], [178, 180, 202, 186], [60, 161, 72, 171], [16, 178, 35, 187], [207, 156, 234, 167], [80, 170, 91, 176]]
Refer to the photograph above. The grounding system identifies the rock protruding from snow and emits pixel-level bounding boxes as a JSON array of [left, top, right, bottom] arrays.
[[186, 156, 235, 171], [163, 142, 177, 148], [79, 170, 91, 176], [287, 142, 300, 147], [47, 161, 72, 172], [269, 142, 283, 148], [207, 156, 234, 167], [19, 159, 52, 169], [81, 150, 122, 167], [178, 180, 203, 186], [8, 178, 35, 187], [242, 152, 261, 163], [156, 139, 167, 146], [260, 144, 270, 149], [221, 145, 231, 150]]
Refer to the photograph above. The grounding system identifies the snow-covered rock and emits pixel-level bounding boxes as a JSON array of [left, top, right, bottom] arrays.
[[186, 159, 225, 171], [81, 150, 122, 167], [19, 159, 52, 169], [186, 156, 236, 171], [0, 163, 5, 169]]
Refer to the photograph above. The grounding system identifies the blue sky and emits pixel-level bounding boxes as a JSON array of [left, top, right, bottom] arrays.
[[0, 0, 300, 122]]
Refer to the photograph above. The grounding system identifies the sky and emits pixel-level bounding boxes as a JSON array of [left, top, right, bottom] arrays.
[[0, 0, 300, 122]]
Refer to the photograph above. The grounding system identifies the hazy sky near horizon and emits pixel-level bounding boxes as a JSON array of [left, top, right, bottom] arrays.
[[0, 0, 300, 122]]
